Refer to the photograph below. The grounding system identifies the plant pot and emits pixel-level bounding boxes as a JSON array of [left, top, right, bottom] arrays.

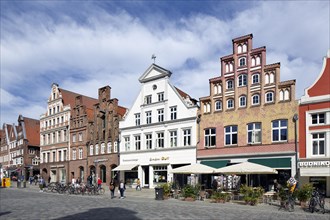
[[184, 197, 196, 202]]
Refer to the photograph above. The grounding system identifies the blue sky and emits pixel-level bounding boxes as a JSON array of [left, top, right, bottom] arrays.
[[1, 0, 329, 126]]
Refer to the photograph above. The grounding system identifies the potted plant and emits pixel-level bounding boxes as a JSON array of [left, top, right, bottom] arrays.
[[297, 183, 313, 207], [211, 191, 228, 203], [182, 184, 197, 201], [159, 182, 172, 199], [240, 184, 264, 206]]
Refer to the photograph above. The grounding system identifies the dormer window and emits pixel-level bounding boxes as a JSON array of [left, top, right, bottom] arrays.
[[239, 57, 246, 67]]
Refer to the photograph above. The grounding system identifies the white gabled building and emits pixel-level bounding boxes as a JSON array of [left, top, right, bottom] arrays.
[[117, 64, 199, 188]]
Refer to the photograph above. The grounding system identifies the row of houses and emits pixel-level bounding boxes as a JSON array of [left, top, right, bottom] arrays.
[[1, 34, 329, 196]]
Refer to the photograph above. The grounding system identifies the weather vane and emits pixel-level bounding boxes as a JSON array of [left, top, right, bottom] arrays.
[[151, 54, 156, 64]]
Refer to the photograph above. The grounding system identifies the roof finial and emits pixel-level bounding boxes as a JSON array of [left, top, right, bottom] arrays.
[[151, 54, 156, 64]]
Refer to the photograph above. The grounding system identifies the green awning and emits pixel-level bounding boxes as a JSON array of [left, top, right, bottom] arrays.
[[248, 158, 291, 169], [201, 160, 229, 168]]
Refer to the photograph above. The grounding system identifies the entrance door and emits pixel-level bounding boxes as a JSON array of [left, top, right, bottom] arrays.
[[142, 166, 149, 187]]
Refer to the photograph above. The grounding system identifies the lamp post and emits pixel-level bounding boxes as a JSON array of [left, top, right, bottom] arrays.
[[293, 114, 299, 184]]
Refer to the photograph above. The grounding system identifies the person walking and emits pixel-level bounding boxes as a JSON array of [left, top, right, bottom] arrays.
[[119, 180, 126, 199], [97, 177, 102, 190], [109, 180, 115, 199], [136, 178, 141, 191]]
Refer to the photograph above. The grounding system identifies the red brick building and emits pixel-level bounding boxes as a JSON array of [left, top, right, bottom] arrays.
[[198, 34, 298, 189], [299, 51, 330, 197]]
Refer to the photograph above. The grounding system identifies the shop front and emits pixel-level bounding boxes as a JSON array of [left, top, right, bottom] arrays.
[[299, 159, 330, 197]]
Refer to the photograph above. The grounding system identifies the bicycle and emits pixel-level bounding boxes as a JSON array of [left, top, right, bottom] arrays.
[[309, 189, 325, 214], [278, 188, 295, 212]]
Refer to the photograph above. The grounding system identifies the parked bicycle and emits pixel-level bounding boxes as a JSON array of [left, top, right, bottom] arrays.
[[279, 188, 295, 212], [309, 189, 325, 214]]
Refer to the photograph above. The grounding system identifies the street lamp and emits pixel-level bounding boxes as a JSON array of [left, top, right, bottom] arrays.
[[293, 114, 299, 184]]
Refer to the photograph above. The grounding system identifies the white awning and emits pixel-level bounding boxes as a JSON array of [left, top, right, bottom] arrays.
[[112, 164, 138, 171]]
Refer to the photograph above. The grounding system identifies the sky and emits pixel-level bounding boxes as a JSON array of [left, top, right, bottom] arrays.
[[1, 0, 329, 126]]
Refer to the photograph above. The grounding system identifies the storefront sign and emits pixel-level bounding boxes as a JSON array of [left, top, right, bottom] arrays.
[[149, 156, 169, 161], [123, 159, 138, 162], [299, 161, 330, 168], [94, 159, 108, 163]]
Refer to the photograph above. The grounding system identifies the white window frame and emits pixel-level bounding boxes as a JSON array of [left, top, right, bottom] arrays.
[[156, 132, 164, 148], [312, 133, 325, 156], [145, 95, 152, 104], [146, 134, 152, 150], [169, 130, 177, 147], [205, 128, 216, 147], [252, 94, 260, 105], [135, 135, 141, 150], [158, 92, 164, 102], [252, 73, 260, 84], [135, 113, 141, 126], [226, 80, 233, 90], [146, 111, 152, 124], [239, 96, 246, 107], [238, 74, 247, 87], [158, 109, 164, 122], [124, 137, 130, 151], [170, 106, 177, 120], [72, 149, 76, 160], [312, 113, 325, 125], [101, 143, 105, 154], [239, 57, 246, 66], [90, 145, 94, 156], [247, 123, 262, 144], [227, 99, 234, 109], [215, 101, 222, 111], [225, 125, 238, 146], [265, 92, 274, 103], [272, 120, 288, 142], [78, 148, 83, 159], [183, 129, 191, 146]]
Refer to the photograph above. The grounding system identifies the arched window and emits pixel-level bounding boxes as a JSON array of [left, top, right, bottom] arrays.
[[252, 94, 260, 105], [284, 89, 290, 100], [214, 85, 218, 94], [280, 90, 284, 101], [251, 57, 256, 66], [239, 57, 246, 66], [242, 44, 247, 52], [226, 80, 234, 89], [203, 103, 207, 113], [95, 144, 99, 155], [215, 101, 222, 111], [265, 92, 274, 103], [256, 56, 261, 65], [229, 63, 233, 72], [237, 45, 242, 53], [270, 73, 275, 83], [207, 103, 211, 112], [252, 73, 260, 84], [265, 74, 270, 84], [225, 64, 229, 73], [218, 85, 222, 94], [239, 96, 246, 107], [227, 99, 234, 109], [238, 74, 247, 87], [90, 145, 93, 156]]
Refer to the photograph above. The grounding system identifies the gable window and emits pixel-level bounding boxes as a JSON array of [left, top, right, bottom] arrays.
[[238, 74, 247, 86], [146, 111, 152, 124], [252, 73, 260, 84], [239, 57, 246, 66], [145, 95, 152, 104], [170, 106, 177, 120], [72, 149, 76, 160], [215, 101, 222, 111], [312, 113, 325, 124], [247, 123, 261, 144], [265, 92, 274, 103], [183, 129, 191, 146], [239, 96, 246, 107], [124, 137, 130, 151], [158, 109, 164, 122], [272, 119, 287, 142], [205, 128, 216, 147], [79, 148, 83, 159], [170, 130, 177, 147], [135, 135, 141, 150], [135, 113, 141, 126], [312, 133, 325, 155], [227, 99, 234, 109], [225, 125, 238, 145], [146, 134, 152, 149], [158, 92, 164, 102], [226, 80, 233, 89], [156, 132, 164, 148], [252, 94, 260, 105]]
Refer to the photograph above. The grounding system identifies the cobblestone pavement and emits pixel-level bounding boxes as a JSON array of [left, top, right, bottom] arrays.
[[0, 185, 329, 220]]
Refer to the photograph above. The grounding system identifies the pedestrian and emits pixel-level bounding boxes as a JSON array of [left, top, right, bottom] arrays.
[[97, 177, 102, 190], [39, 177, 45, 192], [109, 179, 115, 199], [136, 178, 141, 191], [34, 175, 38, 185], [119, 180, 126, 199], [29, 176, 33, 185], [87, 174, 93, 186]]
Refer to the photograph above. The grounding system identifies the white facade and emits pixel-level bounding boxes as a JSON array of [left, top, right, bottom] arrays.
[[118, 64, 198, 188]]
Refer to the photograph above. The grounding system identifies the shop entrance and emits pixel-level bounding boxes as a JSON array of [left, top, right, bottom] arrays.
[[142, 166, 149, 187]]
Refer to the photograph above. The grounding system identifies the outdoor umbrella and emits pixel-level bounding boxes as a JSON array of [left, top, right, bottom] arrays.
[[170, 163, 216, 174], [214, 161, 278, 174]]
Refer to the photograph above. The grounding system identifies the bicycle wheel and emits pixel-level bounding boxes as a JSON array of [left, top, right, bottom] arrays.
[[309, 198, 316, 213], [319, 198, 325, 214], [288, 199, 294, 212]]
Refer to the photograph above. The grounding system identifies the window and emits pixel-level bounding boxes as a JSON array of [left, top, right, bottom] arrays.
[[107, 142, 112, 153], [239, 96, 246, 107], [52, 151, 56, 162], [95, 144, 99, 155], [158, 92, 164, 102], [53, 132, 55, 143], [226, 80, 233, 89], [58, 131, 61, 142], [269, 73, 275, 83], [49, 108, 52, 115], [158, 109, 164, 122], [280, 90, 284, 101], [225, 126, 238, 145], [251, 57, 255, 66], [284, 89, 290, 100], [72, 134, 76, 142], [125, 137, 130, 151], [215, 101, 222, 111], [58, 151, 62, 162], [225, 63, 229, 73], [265, 74, 270, 84], [79, 149, 83, 159], [53, 92, 56, 100], [204, 102, 211, 113], [135, 136, 141, 150], [90, 145, 94, 156], [205, 128, 216, 147], [145, 95, 152, 104], [146, 111, 152, 124], [312, 113, 325, 124], [57, 106, 60, 113], [272, 120, 288, 142], [169, 131, 177, 147], [247, 123, 261, 144], [114, 141, 118, 152], [256, 56, 261, 65], [135, 113, 140, 126], [101, 143, 105, 154], [252, 73, 259, 84], [64, 130, 67, 141], [72, 149, 76, 160], [227, 99, 234, 109], [265, 92, 274, 103], [183, 129, 191, 146], [239, 57, 246, 66], [242, 44, 247, 52], [45, 121, 48, 128], [312, 133, 325, 155], [156, 132, 164, 148], [238, 74, 247, 86], [252, 94, 260, 105], [237, 45, 242, 53], [78, 133, 82, 141], [170, 106, 177, 120], [146, 134, 152, 149], [61, 116, 64, 123]]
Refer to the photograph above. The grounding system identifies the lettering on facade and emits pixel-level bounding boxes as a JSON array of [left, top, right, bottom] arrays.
[[123, 159, 138, 162], [149, 156, 169, 161], [94, 159, 108, 163], [298, 161, 330, 168]]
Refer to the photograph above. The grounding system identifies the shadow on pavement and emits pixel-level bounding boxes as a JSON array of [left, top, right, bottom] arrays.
[[0, 211, 11, 217], [54, 207, 141, 220]]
